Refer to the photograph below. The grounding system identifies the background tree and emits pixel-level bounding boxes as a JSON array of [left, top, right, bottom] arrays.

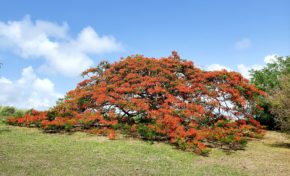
[[0, 106, 27, 117], [250, 56, 290, 130], [267, 73, 290, 134]]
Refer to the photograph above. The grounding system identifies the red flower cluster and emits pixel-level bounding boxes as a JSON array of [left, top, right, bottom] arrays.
[[7, 110, 47, 127], [7, 52, 265, 155]]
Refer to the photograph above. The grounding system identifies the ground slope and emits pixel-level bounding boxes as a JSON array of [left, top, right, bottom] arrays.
[[0, 118, 289, 176]]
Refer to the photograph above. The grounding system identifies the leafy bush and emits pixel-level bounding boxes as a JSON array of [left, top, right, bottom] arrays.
[[7, 52, 265, 154]]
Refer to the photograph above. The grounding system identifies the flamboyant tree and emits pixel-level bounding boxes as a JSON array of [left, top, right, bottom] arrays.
[[8, 52, 265, 154]]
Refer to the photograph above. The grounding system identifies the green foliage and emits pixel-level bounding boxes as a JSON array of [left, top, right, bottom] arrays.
[[250, 56, 290, 129], [221, 134, 235, 144], [238, 138, 248, 148], [250, 56, 290, 92], [47, 111, 57, 121], [200, 148, 211, 156], [254, 97, 276, 129], [55, 98, 64, 106], [65, 123, 73, 132], [137, 124, 156, 140], [14, 109, 26, 117]]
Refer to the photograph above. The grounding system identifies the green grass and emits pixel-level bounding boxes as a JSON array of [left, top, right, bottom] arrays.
[[0, 117, 289, 176]]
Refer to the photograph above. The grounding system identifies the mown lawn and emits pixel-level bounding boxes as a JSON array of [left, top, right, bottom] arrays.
[[0, 117, 289, 176]]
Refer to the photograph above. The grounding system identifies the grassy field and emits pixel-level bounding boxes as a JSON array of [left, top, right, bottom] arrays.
[[0, 117, 289, 176]]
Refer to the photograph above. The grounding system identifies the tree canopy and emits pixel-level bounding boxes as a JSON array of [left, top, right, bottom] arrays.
[[8, 52, 265, 154], [250, 56, 290, 92]]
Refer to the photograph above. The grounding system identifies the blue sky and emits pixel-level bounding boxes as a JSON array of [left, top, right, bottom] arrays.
[[0, 0, 289, 110]]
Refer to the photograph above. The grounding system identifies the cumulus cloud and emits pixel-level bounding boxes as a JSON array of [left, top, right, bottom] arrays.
[[264, 54, 279, 64], [237, 54, 280, 79], [235, 38, 252, 50], [0, 66, 62, 110], [0, 16, 122, 77], [206, 54, 280, 79], [206, 64, 231, 71], [206, 63, 261, 79]]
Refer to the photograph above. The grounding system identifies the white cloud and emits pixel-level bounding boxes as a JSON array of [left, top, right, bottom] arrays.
[[76, 27, 121, 54], [236, 54, 280, 79], [206, 54, 280, 79], [0, 15, 122, 77], [264, 54, 279, 64], [0, 66, 62, 110], [237, 64, 250, 79], [235, 38, 251, 50], [206, 64, 231, 71], [237, 64, 263, 79]]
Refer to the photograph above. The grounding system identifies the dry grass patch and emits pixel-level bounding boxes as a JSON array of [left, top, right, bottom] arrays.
[[196, 131, 290, 176]]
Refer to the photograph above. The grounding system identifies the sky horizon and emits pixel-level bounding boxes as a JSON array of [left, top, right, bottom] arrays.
[[0, 0, 289, 110]]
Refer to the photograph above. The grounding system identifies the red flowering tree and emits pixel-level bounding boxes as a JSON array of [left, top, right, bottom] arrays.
[[8, 52, 265, 155]]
